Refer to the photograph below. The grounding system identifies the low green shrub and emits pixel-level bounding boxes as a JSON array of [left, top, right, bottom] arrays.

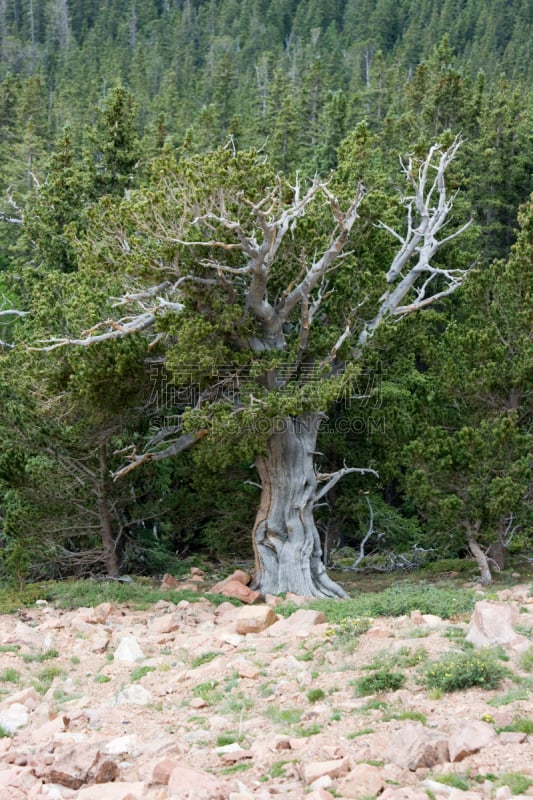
[[422, 649, 508, 692], [354, 668, 406, 696]]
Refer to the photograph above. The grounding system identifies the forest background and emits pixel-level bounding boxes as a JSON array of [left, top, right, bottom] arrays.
[[0, 0, 531, 590]]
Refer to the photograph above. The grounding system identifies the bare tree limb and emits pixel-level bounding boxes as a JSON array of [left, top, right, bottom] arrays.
[[314, 465, 379, 504], [352, 494, 375, 567]]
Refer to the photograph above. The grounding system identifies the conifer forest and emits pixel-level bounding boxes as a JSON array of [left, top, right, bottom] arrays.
[[0, 0, 531, 594]]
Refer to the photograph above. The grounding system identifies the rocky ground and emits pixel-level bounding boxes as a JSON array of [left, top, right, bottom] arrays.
[[0, 572, 532, 800]]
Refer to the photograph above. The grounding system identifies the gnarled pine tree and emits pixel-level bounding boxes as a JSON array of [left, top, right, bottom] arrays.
[[38, 137, 471, 596]]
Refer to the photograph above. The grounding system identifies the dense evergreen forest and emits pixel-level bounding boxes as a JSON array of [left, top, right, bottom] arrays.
[[0, 0, 531, 592]]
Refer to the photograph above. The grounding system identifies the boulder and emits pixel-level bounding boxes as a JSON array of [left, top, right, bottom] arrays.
[[387, 723, 449, 771], [33, 743, 119, 789], [337, 763, 385, 798], [448, 720, 496, 762], [209, 570, 252, 594], [167, 764, 226, 799], [235, 605, 278, 634], [219, 580, 260, 604], [466, 601, 528, 649]]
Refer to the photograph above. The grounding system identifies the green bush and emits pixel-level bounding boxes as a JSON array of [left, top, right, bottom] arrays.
[[354, 668, 406, 696], [423, 649, 508, 692]]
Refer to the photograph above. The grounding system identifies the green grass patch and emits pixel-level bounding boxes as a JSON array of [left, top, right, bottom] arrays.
[[356, 698, 389, 712], [430, 773, 470, 791], [306, 582, 474, 622], [0, 645, 19, 653], [216, 732, 243, 747], [0, 578, 236, 615], [293, 723, 323, 737], [487, 687, 529, 707], [265, 706, 303, 726], [307, 688, 325, 703], [519, 646, 533, 672], [130, 665, 156, 682], [495, 773, 532, 794], [383, 709, 427, 723], [22, 648, 59, 663], [221, 763, 253, 775], [190, 651, 221, 668], [0, 725, 13, 738], [192, 679, 223, 705], [497, 717, 533, 734], [0, 668, 21, 684], [347, 726, 374, 738], [423, 649, 508, 692], [93, 674, 111, 683]]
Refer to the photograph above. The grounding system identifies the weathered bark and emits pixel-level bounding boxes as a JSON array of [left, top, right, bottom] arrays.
[[251, 413, 348, 598], [467, 529, 492, 586], [97, 443, 120, 577]]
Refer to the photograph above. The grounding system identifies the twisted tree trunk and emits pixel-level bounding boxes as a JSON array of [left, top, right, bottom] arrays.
[[251, 413, 347, 598]]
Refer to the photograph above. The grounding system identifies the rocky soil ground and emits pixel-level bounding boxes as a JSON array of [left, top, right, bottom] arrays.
[[0, 573, 532, 800]]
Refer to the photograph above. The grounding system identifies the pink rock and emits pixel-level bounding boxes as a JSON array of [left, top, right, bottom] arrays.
[[448, 720, 496, 762], [190, 567, 205, 577], [265, 594, 283, 607], [306, 791, 336, 800], [31, 715, 66, 743], [466, 601, 528, 649], [499, 731, 527, 744], [149, 614, 180, 635], [177, 581, 200, 592], [381, 791, 433, 800], [236, 605, 279, 634], [220, 580, 260, 604], [338, 763, 384, 798], [161, 573, 179, 589], [151, 757, 181, 785], [167, 764, 226, 799], [236, 660, 260, 679], [34, 743, 119, 789], [264, 609, 326, 637], [76, 782, 145, 800], [209, 570, 252, 593], [303, 758, 350, 784], [387, 723, 449, 771], [92, 602, 113, 623], [285, 593, 310, 606]]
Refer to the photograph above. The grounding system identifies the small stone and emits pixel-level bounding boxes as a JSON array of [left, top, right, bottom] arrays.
[[303, 758, 350, 784], [0, 703, 29, 734], [113, 636, 145, 663], [151, 757, 181, 785], [102, 734, 141, 756], [236, 660, 260, 679], [160, 573, 179, 589], [209, 570, 252, 594], [116, 685, 153, 706], [76, 782, 145, 800], [219, 580, 260, 604], [499, 731, 527, 744]]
